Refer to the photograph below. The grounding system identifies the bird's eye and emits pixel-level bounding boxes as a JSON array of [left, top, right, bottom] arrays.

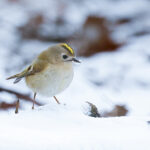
[[62, 55, 68, 59]]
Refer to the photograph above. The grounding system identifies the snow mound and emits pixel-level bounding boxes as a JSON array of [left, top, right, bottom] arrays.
[[0, 104, 150, 150]]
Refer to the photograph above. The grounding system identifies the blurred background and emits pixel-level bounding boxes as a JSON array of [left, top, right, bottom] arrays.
[[0, 0, 150, 117]]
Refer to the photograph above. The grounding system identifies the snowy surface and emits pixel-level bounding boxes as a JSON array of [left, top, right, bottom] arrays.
[[0, 104, 150, 150]]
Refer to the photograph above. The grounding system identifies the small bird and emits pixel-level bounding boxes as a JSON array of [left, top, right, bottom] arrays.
[[7, 43, 80, 109]]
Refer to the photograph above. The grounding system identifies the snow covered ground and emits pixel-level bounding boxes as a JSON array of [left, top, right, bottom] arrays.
[[0, 104, 150, 150]]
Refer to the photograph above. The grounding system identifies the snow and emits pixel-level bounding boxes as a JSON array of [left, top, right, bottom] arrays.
[[0, 104, 150, 150]]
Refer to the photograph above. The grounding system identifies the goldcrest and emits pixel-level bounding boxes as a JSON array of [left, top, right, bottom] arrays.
[[7, 43, 80, 108]]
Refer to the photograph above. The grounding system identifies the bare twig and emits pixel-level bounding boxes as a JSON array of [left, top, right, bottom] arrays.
[[0, 87, 42, 106], [0, 101, 16, 110], [15, 99, 20, 114]]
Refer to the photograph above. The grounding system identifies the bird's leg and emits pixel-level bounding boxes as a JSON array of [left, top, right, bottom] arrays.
[[15, 98, 20, 114], [53, 96, 60, 104], [32, 92, 37, 109]]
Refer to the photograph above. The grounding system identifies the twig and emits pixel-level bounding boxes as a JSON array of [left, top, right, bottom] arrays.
[[0, 87, 42, 106], [0, 101, 16, 110], [15, 99, 19, 114]]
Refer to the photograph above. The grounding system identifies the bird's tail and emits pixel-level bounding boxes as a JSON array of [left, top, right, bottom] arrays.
[[6, 67, 30, 84], [6, 65, 33, 84], [6, 73, 24, 84]]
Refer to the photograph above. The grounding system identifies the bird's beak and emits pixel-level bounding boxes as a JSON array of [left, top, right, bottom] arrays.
[[72, 58, 81, 63]]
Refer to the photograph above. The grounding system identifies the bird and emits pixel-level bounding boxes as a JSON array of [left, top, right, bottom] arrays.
[[7, 43, 80, 109]]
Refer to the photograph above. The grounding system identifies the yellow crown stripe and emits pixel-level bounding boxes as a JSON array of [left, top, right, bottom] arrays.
[[61, 43, 74, 55]]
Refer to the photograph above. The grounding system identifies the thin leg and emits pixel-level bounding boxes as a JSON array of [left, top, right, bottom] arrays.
[[53, 96, 60, 104], [32, 92, 36, 109], [15, 98, 19, 114]]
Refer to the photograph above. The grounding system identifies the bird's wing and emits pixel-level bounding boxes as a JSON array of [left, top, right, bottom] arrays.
[[6, 59, 49, 84], [6, 65, 34, 84]]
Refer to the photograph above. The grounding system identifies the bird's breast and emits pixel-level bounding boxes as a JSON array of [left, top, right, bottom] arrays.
[[25, 63, 74, 97]]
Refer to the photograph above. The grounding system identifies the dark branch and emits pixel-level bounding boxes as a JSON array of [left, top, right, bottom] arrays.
[[0, 87, 42, 106]]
